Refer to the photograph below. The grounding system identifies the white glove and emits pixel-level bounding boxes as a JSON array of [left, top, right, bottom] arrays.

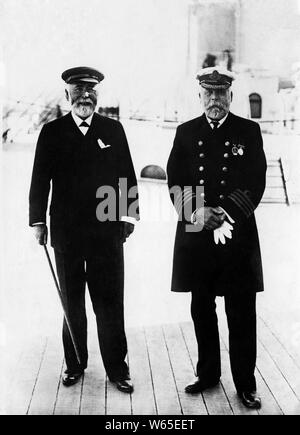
[[214, 228, 224, 245], [214, 221, 234, 245]]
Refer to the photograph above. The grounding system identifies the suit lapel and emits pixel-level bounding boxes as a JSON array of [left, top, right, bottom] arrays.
[[221, 112, 234, 131], [63, 112, 86, 144], [199, 112, 211, 130], [85, 112, 97, 139], [197, 113, 213, 140], [87, 113, 112, 146], [221, 112, 243, 143]]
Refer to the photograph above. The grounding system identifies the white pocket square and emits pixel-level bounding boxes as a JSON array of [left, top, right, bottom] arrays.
[[97, 138, 111, 149]]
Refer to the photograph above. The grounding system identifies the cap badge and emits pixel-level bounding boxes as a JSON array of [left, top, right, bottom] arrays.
[[210, 70, 220, 80]]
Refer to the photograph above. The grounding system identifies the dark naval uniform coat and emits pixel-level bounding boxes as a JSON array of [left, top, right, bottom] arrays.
[[29, 112, 139, 380], [167, 112, 267, 392], [167, 112, 266, 296]]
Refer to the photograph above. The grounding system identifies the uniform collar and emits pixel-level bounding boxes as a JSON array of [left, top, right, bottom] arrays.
[[206, 113, 229, 129]]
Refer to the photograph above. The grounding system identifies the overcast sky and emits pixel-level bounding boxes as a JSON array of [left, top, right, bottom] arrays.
[[2, 0, 300, 114], [0, 0, 190, 107]]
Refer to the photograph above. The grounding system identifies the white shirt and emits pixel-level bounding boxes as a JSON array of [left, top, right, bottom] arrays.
[[71, 111, 94, 135]]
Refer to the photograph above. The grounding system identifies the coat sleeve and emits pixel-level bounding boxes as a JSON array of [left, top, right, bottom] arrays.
[[167, 126, 197, 222], [222, 123, 267, 223], [29, 124, 55, 226], [117, 122, 140, 221]]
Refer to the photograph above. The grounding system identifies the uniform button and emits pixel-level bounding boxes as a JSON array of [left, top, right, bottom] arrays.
[[219, 195, 225, 200], [220, 180, 226, 186], [225, 141, 230, 146], [224, 153, 229, 158], [222, 167, 228, 172], [199, 166, 204, 171], [199, 153, 205, 158], [198, 140, 203, 146], [199, 179, 204, 185]]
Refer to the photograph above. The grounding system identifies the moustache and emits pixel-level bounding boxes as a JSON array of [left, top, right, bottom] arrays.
[[73, 96, 97, 106], [76, 100, 95, 106], [208, 104, 224, 110]]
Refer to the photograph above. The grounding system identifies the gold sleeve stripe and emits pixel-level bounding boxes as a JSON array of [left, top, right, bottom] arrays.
[[236, 189, 255, 211], [229, 191, 252, 217], [234, 189, 255, 213]]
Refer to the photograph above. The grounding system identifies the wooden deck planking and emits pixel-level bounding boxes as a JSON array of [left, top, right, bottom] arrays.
[[258, 318, 300, 400], [0, 340, 27, 415], [258, 311, 300, 370], [4, 319, 300, 415], [106, 373, 132, 415], [162, 323, 207, 415], [127, 327, 157, 415], [256, 340, 300, 415], [80, 340, 106, 415], [256, 317, 300, 415], [255, 370, 284, 415], [201, 381, 233, 415], [28, 336, 63, 415], [219, 331, 283, 415], [4, 338, 47, 415], [145, 325, 182, 415]]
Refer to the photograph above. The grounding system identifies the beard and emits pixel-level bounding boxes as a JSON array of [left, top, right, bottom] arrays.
[[72, 96, 97, 119], [206, 104, 229, 120]]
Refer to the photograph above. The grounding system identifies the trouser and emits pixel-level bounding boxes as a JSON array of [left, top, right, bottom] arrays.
[[54, 242, 129, 382], [191, 287, 257, 393]]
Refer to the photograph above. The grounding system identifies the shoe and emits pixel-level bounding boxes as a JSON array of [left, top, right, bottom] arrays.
[[238, 391, 261, 409], [62, 371, 84, 387], [113, 379, 134, 394], [185, 378, 220, 394]]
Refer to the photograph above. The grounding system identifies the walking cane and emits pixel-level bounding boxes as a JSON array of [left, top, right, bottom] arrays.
[[43, 245, 82, 366]]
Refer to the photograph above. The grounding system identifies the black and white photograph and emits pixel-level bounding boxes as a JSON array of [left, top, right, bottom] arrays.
[[1, 0, 300, 418]]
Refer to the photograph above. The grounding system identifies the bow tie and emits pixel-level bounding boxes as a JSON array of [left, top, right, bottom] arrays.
[[210, 120, 219, 130], [80, 121, 89, 128]]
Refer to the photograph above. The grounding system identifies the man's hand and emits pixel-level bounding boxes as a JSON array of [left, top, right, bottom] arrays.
[[194, 207, 226, 230], [121, 222, 135, 243], [33, 224, 48, 245]]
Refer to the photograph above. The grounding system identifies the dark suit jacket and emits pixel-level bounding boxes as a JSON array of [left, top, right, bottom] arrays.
[[167, 112, 267, 295], [29, 112, 139, 253]]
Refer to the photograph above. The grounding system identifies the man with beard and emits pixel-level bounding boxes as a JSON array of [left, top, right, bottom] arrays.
[[167, 67, 266, 409], [29, 66, 139, 393]]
